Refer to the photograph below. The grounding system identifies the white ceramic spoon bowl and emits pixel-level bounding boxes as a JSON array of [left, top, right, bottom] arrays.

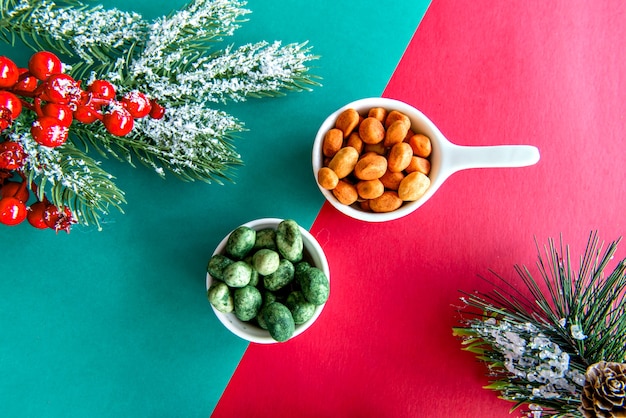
[[312, 98, 540, 222]]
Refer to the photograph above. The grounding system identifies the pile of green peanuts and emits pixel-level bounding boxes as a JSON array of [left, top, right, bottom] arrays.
[[207, 219, 330, 342]]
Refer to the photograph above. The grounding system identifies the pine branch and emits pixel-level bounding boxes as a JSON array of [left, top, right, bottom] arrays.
[[454, 232, 626, 417], [170, 41, 321, 104], [1, 0, 320, 230], [8, 122, 125, 230], [1, 0, 77, 54], [142, 0, 250, 59], [1, 0, 148, 79], [70, 104, 245, 184]]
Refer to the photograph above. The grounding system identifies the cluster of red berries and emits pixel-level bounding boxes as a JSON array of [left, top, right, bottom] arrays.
[[0, 173, 75, 232], [0, 50, 165, 146], [0, 50, 165, 231]]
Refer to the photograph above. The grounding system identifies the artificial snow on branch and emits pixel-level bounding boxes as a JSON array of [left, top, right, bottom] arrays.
[[0, 0, 319, 231], [454, 232, 626, 417]]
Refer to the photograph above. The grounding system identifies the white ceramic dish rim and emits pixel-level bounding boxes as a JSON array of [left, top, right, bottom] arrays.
[[312, 97, 540, 222], [206, 218, 330, 344]]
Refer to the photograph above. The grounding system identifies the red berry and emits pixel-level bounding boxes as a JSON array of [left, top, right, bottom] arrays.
[[0, 141, 26, 170], [12, 68, 39, 93], [0, 56, 19, 89], [0, 90, 23, 120], [43, 204, 59, 228], [121, 91, 151, 118], [28, 51, 63, 81], [0, 180, 29, 202], [31, 116, 70, 147], [103, 107, 134, 136], [149, 100, 165, 119], [41, 74, 82, 105], [0, 91, 22, 132], [42, 103, 73, 127], [27, 201, 48, 229], [73, 105, 100, 124], [88, 80, 116, 101], [0, 196, 27, 226], [43, 204, 74, 232]]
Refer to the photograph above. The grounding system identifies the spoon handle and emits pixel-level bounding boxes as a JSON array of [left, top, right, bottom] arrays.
[[447, 144, 540, 171]]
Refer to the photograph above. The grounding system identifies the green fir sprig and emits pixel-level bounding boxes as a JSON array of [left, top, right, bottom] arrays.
[[0, 0, 146, 69], [453, 232, 626, 417], [8, 120, 126, 229], [0, 0, 319, 229]]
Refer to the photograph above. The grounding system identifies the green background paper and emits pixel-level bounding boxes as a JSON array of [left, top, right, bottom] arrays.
[[0, 0, 429, 415]]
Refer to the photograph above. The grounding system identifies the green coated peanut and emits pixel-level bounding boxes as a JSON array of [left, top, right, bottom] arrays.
[[234, 285, 262, 321], [276, 219, 303, 262], [207, 281, 234, 313], [286, 290, 316, 324], [252, 249, 281, 276], [253, 228, 278, 251], [223, 260, 252, 288], [225, 226, 256, 259], [263, 302, 295, 342], [299, 266, 330, 305], [263, 259, 295, 291], [207, 254, 234, 281]]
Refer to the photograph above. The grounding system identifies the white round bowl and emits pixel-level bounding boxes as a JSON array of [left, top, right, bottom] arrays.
[[206, 218, 330, 344], [312, 97, 540, 222]]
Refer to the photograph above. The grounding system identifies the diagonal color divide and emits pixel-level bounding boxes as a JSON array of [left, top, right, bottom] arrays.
[[0, 0, 432, 417], [212, 0, 626, 417]]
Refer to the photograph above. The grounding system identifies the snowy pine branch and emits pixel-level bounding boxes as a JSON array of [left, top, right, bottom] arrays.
[[9, 121, 125, 230], [0, 0, 319, 228]]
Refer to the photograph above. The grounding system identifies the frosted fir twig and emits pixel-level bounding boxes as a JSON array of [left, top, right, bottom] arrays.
[[0, 0, 147, 69], [453, 232, 626, 417], [128, 40, 318, 105], [455, 317, 586, 417], [67, 101, 244, 183], [171, 41, 319, 103], [137, 0, 249, 65], [2, 0, 319, 172], [0, 0, 319, 227], [472, 319, 585, 401], [29, 2, 145, 63], [8, 123, 125, 230]]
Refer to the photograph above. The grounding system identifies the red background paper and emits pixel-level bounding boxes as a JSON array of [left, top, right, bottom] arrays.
[[213, 0, 626, 416]]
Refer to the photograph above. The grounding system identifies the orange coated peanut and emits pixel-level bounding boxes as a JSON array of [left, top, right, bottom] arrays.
[[317, 167, 339, 190], [356, 179, 385, 200], [383, 120, 410, 147], [369, 191, 403, 213], [332, 180, 358, 205], [368, 107, 387, 123], [404, 128, 416, 142], [354, 153, 388, 180], [328, 146, 359, 178], [335, 108, 360, 137], [405, 155, 431, 175], [384, 110, 411, 129], [386, 142, 413, 173], [379, 169, 405, 190], [322, 128, 343, 157], [346, 132, 364, 154], [398, 171, 430, 201], [358, 117, 385, 144], [408, 133, 432, 158], [363, 142, 386, 155]]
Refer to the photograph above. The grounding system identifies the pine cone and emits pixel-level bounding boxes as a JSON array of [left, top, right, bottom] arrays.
[[580, 361, 626, 418]]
